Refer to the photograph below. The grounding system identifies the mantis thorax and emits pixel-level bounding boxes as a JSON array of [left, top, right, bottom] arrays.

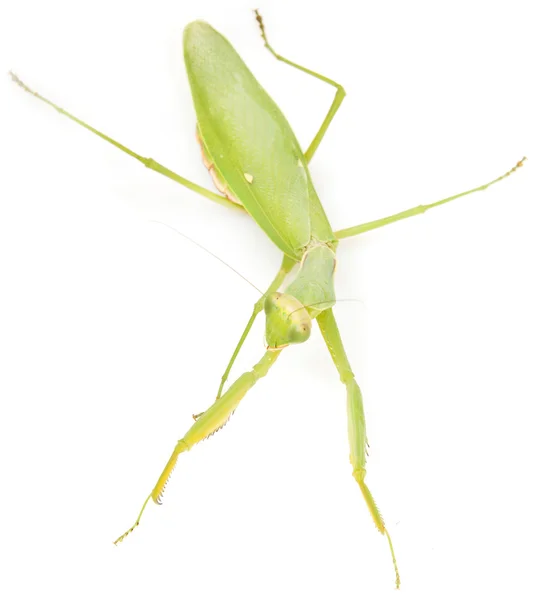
[[264, 243, 337, 349]]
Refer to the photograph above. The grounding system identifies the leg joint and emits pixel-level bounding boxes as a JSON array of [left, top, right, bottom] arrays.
[[352, 467, 366, 483], [341, 369, 355, 385]]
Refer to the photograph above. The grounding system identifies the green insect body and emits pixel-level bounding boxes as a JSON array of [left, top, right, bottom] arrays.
[[10, 11, 526, 590], [184, 21, 337, 259], [285, 244, 337, 315]]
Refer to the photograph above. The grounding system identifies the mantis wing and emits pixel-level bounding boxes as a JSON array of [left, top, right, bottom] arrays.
[[184, 21, 313, 259]]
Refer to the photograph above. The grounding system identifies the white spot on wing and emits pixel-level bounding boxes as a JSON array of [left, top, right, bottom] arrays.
[[244, 173, 254, 183]]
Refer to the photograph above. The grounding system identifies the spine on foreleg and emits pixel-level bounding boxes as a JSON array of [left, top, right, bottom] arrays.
[[347, 378, 400, 586], [353, 468, 386, 534], [150, 351, 280, 506], [151, 440, 189, 504], [347, 379, 386, 534], [346, 379, 367, 469]]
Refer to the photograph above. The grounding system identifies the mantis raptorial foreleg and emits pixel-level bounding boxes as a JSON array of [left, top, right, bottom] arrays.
[[9, 72, 243, 212], [254, 11, 346, 164], [114, 349, 282, 545], [192, 255, 294, 419], [335, 157, 527, 240], [317, 309, 400, 589], [213, 254, 296, 401]]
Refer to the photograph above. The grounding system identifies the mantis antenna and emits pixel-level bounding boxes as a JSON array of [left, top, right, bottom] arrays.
[[288, 299, 366, 317], [150, 220, 264, 295]]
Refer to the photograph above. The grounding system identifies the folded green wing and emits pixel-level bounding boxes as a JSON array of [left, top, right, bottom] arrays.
[[183, 21, 313, 259]]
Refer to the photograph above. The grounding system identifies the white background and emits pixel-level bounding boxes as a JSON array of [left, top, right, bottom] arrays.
[[1, 0, 538, 598]]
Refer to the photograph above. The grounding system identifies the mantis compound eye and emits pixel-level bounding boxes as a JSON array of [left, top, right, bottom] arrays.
[[288, 321, 311, 344]]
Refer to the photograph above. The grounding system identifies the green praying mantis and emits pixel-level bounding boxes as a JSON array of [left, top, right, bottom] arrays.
[[10, 11, 526, 589]]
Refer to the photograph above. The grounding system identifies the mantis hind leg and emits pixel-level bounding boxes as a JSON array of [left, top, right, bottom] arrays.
[[10, 72, 243, 212], [335, 157, 526, 240], [254, 11, 345, 164], [114, 349, 281, 545], [317, 308, 400, 589]]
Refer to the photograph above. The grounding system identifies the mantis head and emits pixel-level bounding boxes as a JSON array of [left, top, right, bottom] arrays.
[[264, 292, 312, 349]]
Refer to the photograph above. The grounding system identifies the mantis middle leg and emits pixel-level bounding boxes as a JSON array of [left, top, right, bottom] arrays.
[[10, 73, 243, 212], [254, 11, 345, 164], [317, 308, 400, 589], [114, 349, 282, 545], [335, 158, 526, 240]]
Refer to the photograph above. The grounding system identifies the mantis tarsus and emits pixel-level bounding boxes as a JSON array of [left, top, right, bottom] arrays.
[[11, 11, 526, 589]]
